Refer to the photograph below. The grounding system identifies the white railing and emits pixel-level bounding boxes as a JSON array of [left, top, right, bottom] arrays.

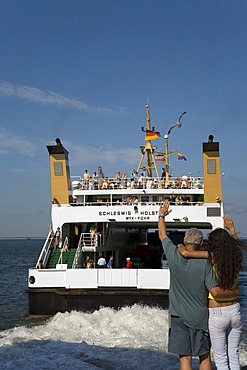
[[72, 232, 103, 268], [72, 242, 82, 269], [79, 232, 102, 251], [57, 237, 69, 264], [28, 267, 170, 290], [71, 199, 204, 207], [36, 230, 54, 268], [71, 175, 204, 191]]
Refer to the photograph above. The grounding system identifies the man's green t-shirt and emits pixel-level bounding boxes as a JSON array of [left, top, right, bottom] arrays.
[[162, 237, 218, 331]]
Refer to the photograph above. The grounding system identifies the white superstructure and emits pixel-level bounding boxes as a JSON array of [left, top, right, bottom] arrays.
[[27, 105, 224, 315]]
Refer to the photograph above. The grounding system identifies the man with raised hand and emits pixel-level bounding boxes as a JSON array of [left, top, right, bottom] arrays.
[[158, 200, 239, 370]]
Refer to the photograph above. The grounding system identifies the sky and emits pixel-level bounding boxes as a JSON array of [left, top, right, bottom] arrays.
[[0, 0, 246, 237]]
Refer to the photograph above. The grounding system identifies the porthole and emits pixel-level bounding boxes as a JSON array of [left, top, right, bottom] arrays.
[[29, 276, 35, 284]]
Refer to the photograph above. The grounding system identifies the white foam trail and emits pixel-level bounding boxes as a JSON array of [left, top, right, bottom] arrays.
[[0, 305, 246, 370]]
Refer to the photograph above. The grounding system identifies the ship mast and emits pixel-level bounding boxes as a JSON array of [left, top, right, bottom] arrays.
[[136, 104, 161, 186]]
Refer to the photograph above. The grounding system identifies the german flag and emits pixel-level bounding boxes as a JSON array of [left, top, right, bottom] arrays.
[[145, 130, 161, 141]]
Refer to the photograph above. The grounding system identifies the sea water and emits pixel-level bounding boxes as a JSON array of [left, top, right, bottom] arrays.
[[0, 240, 246, 370]]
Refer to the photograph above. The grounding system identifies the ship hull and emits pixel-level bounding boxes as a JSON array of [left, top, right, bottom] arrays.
[[27, 287, 169, 316]]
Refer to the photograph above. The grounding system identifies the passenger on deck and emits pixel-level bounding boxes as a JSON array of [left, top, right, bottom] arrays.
[[89, 225, 96, 245], [138, 173, 145, 188], [174, 177, 182, 188], [97, 197, 103, 204], [187, 176, 194, 189], [97, 165, 104, 179], [108, 179, 115, 189], [181, 195, 188, 205], [54, 227, 61, 249], [94, 231, 101, 247], [37, 259, 44, 269], [97, 254, 106, 268], [131, 169, 138, 185], [130, 177, 136, 189], [107, 255, 114, 268], [146, 177, 153, 189], [61, 239, 69, 252], [153, 178, 158, 188], [115, 171, 121, 188], [86, 259, 95, 268], [175, 195, 182, 205], [161, 167, 166, 184], [181, 175, 188, 188], [121, 171, 127, 189], [168, 194, 176, 205], [92, 172, 99, 189], [125, 257, 133, 269], [101, 177, 109, 189], [195, 201, 204, 206], [83, 169, 90, 189], [88, 177, 94, 190], [195, 177, 203, 189], [84, 255, 90, 268]]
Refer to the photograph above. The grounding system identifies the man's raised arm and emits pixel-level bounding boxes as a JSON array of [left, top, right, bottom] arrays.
[[158, 200, 172, 241]]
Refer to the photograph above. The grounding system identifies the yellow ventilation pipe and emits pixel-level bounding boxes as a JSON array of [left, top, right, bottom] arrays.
[[202, 135, 222, 204], [47, 138, 72, 205]]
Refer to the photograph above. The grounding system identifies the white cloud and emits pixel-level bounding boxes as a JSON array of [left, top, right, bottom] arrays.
[[0, 80, 128, 116], [66, 141, 140, 168], [10, 168, 27, 173], [0, 127, 37, 156]]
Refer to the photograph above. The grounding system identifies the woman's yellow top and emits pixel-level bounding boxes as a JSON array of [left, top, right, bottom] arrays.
[[208, 265, 239, 302]]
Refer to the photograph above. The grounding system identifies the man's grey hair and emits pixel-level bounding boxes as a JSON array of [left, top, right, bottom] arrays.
[[184, 228, 203, 246]]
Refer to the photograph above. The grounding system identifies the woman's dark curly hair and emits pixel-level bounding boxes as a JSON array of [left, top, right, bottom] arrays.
[[207, 229, 243, 289]]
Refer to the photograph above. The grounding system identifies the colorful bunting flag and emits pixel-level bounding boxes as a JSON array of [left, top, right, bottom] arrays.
[[177, 152, 187, 161]]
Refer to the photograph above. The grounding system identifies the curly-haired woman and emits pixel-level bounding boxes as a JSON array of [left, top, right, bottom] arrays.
[[178, 215, 243, 369]]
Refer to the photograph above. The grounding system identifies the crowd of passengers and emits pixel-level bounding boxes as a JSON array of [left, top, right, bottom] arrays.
[[78, 168, 203, 191]]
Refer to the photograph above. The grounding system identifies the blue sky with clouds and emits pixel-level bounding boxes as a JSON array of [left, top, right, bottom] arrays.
[[0, 0, 246, 237]]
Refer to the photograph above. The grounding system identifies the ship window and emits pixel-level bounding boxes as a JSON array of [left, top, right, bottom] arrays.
[[54, 162, 63, 176], [141, 196, 149, 203], [207, 159, 216, 174], [207, 207, 221, 217], [113, 196, 122, 205]]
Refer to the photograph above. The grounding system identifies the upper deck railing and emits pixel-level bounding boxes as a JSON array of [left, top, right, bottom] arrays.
[[71, 175, 204, 191]]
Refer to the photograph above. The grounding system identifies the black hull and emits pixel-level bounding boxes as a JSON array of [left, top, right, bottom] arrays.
[[27, 288, 169, 316]]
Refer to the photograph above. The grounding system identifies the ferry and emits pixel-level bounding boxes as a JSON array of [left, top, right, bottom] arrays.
[[27, 104, 224, 316]]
